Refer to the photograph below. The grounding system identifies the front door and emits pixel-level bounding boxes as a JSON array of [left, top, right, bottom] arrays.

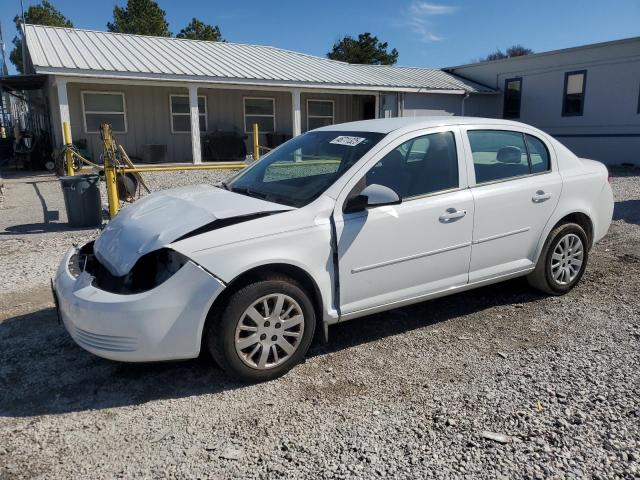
[[463, 128, 562, 282], [334, 128, 474, 316]]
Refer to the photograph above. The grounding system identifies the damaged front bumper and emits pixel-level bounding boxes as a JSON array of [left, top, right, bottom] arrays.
[[53, 247, 226, 362]]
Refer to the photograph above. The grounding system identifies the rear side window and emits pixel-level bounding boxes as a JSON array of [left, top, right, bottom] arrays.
[[526, 134, 550, 173], [365, 131, 458, 199], [468, 130, 529, 183], [468, 130, 551, 183]]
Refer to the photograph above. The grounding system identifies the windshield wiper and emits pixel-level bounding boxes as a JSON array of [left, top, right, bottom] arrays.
[[230, 186, 268, 200], [218, 180, 230, 190]]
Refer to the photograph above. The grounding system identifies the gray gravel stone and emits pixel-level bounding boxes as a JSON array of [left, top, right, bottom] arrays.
[[1, 167, 639, 479]]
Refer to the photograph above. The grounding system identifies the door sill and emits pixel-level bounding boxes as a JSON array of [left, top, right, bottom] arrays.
[[339, 267, 535, 322]]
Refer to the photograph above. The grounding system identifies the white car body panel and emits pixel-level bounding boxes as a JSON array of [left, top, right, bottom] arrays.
[[94, 185, 292, 277], [55, 248, 225, 361], [52, 116, 614, 363]]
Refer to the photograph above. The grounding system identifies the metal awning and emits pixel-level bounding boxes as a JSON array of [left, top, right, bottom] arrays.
[[0, 74, 49, 91]]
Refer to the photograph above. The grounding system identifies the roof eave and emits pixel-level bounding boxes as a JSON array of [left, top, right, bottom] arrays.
[[36, 67, 495, 94]]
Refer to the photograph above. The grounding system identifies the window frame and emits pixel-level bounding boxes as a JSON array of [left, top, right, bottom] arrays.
[[306, 99, 335, 131], [465, 128, 552, 187], [243, 97, 276, 134], [562, 70, 587, 117], [169, 94, 208, 134], [81, 91, 127, 134], [503, 77, 522, 119]]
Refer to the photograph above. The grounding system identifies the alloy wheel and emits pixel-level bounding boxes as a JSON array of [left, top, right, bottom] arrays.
[[550, 233, 584, 285], [234, 293, 305, 369]]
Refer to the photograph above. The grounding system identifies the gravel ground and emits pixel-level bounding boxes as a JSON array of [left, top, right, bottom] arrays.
[[0, 168, 639, 479]]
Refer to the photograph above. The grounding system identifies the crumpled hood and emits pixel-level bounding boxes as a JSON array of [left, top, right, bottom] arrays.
[[94, 184, 292, 277]]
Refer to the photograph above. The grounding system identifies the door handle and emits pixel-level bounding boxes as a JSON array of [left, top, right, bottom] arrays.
[[439, 208, 467, 222], [532, 190, 552, 203]]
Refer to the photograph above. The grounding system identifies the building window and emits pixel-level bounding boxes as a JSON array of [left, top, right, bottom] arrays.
[[307, 99, 334, 130], [562, 70, 587, 116], [503, 77, 522, 119], [82, 91, 126, 133], [170, 95, 207, 133], [244, 97, 275, 133]]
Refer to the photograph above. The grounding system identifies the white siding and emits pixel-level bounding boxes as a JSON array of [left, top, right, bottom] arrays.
[[450, 38, 640, 165]]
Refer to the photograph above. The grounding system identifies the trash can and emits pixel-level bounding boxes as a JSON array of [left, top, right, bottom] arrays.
[[60, 174, 102, 228]]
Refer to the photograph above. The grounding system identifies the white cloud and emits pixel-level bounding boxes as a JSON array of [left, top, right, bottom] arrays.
[[403, 1, 458, 42]]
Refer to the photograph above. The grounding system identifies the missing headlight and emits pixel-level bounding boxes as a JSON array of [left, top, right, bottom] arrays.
[[73, 241, 188, 294]]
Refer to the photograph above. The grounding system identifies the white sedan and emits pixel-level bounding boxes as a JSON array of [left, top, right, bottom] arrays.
[[53, 117, 613, 382]]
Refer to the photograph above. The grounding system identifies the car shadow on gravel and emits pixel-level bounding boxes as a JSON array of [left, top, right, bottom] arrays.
[[0, 278, 543, 418]]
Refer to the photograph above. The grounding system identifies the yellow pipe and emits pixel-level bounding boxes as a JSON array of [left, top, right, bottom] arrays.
[[104, 164, 119, 218], [63, 122, 74, 176], [252, 123, 260, 161], [117, 164, 245, 174]]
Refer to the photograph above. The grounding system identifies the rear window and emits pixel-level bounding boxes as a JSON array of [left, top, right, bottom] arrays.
[[468, 130, 550, 184]]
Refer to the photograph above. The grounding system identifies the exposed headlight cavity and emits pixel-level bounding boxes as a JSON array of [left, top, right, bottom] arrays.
[[72, 241, 189, 294]]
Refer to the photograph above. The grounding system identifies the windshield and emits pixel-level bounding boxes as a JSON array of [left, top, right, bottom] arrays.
[[226, 131, 385, 207]]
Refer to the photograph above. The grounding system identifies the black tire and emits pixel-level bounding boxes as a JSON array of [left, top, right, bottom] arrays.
[[527, 222, 589, 295], [206, 276, 316, 382]]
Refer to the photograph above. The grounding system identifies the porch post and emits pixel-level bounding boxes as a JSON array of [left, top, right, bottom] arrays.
[[291, 88, 301, 136], [188, 84, 202, 164], [56, 78, 71, 142], [374, 92, 380, 119]]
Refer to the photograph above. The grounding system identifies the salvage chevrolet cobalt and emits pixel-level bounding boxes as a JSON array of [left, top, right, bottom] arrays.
[[53, 117, 614, 382]]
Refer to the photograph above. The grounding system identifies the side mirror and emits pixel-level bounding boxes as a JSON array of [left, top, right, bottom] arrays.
[[343, 184, 401, 214]]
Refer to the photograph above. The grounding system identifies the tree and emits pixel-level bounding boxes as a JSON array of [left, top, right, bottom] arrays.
[[107, 0, 170, 37], [176, 18, 223, 42], [481, 44, 533, 62], [327, 32, 398, 65], [10, 0, 73, 73]]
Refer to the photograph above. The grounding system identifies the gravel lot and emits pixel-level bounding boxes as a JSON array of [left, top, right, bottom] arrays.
[[1, 168, 639, 479]]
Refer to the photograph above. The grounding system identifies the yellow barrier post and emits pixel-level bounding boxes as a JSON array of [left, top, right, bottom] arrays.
[[252, 123, 260, 161], [100, 124, 120, 218], [104, 164, 119, 218], [63, 122, 74, 176]]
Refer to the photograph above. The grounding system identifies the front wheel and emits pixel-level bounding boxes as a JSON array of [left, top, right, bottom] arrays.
[[206, 277, 316, 382], [527, 222, 589, 295]]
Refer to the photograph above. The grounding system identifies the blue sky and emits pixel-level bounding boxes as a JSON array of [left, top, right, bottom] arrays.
[[2, 0, 639, 74]]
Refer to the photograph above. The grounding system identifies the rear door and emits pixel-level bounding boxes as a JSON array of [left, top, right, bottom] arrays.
[[462, 128, 562, 282]]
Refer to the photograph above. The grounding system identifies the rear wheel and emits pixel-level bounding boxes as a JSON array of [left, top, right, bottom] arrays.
[[527, 222, 589, 295], [206, 277, 316, 382]]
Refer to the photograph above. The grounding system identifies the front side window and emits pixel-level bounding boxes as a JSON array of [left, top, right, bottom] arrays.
[[228, 131, 384, 207], [307, 100, 334, 130], [468, 130, 550, 183], [364, 131, 458, 199], [562, 70, 587, 116], [170, 95, 207, 133], [503, 78, 522, 118], [244, 97, 275, 133], [82, 92, 126, 133]]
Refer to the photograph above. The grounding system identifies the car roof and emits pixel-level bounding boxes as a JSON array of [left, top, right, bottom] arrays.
[[315, 116, 532, 134]]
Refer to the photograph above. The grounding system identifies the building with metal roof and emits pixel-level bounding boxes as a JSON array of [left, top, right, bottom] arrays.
[[18, 24, 497, 164]]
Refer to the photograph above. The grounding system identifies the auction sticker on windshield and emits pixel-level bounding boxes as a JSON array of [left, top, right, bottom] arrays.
[[330, 136, 366, 147]]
